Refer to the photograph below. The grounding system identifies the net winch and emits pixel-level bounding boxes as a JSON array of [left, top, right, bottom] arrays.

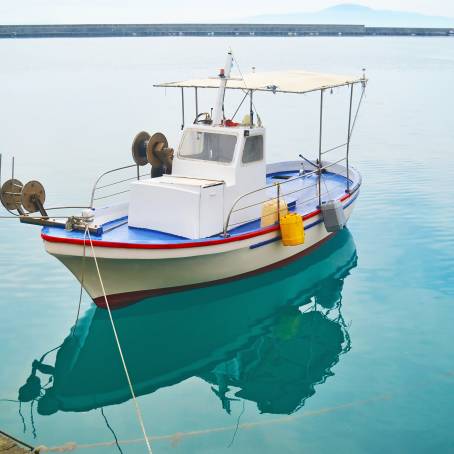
[[1, 178, 47, 217], [0, 155, 102, 234], [131, 131, 174, 178], [0, 178, 24, 213]]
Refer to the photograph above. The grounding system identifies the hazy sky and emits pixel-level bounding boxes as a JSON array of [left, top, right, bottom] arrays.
[[1, 0, 453, 24]]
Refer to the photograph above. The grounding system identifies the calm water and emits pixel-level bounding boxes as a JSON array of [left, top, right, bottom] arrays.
[[0, 37, 453, 453]]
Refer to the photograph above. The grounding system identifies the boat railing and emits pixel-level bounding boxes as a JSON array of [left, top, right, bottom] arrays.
[[223, 157, 347, 236], [223, 77, 366, 236], [89, 164, 148, 208]]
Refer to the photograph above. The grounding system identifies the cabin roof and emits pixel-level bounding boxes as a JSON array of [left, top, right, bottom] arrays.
[[155, 70, 365, 94]]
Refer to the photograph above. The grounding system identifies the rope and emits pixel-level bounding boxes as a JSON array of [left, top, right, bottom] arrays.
[[0, 230, 88, 452], [232, 55, 261, 125], [34, 394, 390, 452], [232, 54, 248, 92], [18, 402, 26, 435], [231, 91, 249, 121], [35, 226, 88, 362], [321, 173, 332, 201], [227, 399, 246, 448], [100, 408, 124, 454], [349, 85, 366, 138], [0, 215, 75, 220], [86, 230, 153, 454], [70, 226, 88, 337], [0, 429, 34, 451]]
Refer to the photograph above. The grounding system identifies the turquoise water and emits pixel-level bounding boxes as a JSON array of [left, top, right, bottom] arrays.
[[0, 37, 453, 453]]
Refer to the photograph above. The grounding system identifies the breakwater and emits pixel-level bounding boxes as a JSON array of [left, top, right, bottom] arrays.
[[0, 23, 453, 38]]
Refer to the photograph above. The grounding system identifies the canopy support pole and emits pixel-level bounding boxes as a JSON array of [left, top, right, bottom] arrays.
[[249, 90, 254, 127], [318, 89, 324, 208], [277, 183, 281, 223], [346, 84, 354, 193], [195, 87, 199, 119], [181, 87, 185, 130]]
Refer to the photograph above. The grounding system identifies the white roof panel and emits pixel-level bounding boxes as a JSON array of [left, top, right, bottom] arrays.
[[155, 70, 365, 94]]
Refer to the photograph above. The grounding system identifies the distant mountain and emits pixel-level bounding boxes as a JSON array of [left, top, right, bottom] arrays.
[[247, 4, 454, 28]]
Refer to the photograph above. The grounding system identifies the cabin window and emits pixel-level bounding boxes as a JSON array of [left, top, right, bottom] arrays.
[[179, 131, 237, 163], [242, 135, 263, 163]]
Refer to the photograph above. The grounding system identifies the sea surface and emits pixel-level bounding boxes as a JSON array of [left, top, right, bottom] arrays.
[[0, 37, 453, 453]]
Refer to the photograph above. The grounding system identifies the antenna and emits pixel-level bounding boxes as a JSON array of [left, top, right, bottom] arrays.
[[212, 50, 233, 126]]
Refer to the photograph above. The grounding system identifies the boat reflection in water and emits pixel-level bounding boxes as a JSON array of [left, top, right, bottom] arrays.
[[20, 229, 357, 417]]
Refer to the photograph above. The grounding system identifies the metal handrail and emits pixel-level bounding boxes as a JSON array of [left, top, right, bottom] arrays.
[[93, 189, 131, 202], [223, 158, 346, 236], [225, 185, 336, 229], [321, 142, 348, 155], [230, 181, 318, 215], [89, 164, 139, 208], [96, 173, 148, 191]]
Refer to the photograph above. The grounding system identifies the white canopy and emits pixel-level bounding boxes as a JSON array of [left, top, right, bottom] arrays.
[[155, 70, 365, 94]]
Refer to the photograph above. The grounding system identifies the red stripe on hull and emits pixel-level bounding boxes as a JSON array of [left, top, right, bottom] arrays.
[[40, 203, 340, 250], [93, 232, 336, 309], [41, 223, 280, 250], [41, 192, 355, 250]]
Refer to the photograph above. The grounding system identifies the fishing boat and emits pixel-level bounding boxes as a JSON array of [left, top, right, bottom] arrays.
[[0, 51, 367, 308]]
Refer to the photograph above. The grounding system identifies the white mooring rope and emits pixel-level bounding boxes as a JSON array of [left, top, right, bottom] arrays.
[[86, 230, 153, 454]]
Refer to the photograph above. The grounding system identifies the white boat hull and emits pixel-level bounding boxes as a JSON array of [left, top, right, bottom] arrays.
[[43, 197, 358, 308]]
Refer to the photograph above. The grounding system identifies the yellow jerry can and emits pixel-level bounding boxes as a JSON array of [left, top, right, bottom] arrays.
[[260, 198, 288, 228], [280, 213, 305, 246]]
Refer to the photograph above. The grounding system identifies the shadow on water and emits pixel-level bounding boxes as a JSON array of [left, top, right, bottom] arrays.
[[18, 229, 357, 422]]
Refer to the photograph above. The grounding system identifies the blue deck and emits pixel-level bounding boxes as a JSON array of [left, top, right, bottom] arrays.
[[42, 171, 353, 244]]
